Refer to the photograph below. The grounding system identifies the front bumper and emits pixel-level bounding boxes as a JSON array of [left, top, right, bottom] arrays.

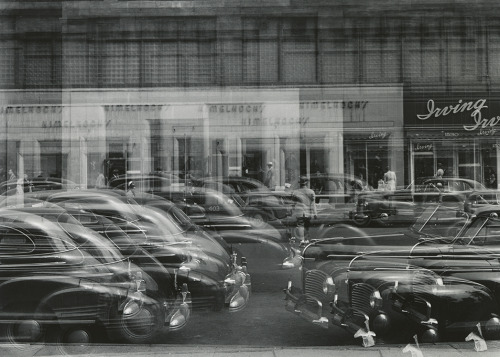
[[224, 264, 251, 312], [283, 283, 329, 329], [165, 283, 192, 331]]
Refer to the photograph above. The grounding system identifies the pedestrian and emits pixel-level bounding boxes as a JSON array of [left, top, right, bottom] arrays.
[[435, 168, 444, 179], [7, 169, 16, 182], [383, 166, 397, 191], [15, 177, 24, 195], [487, 168, 497, 189], [23, 174, 32, 192], [95, 172, 106, 188], [112, 169, 120, 180], [293, 176, 318, 245], [126, 180, 136, 198], [263, 161, 275, 189]]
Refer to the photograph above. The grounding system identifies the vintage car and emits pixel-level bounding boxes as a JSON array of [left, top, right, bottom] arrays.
[[107, 173, 186, 191], [42, 190, 250, 312], [285, 205, 500, 344], [151, 187, 301, 273], [0, 209, 165, 345], [309, 173, 372, 206], [192, 176, 270, 193], [463, 190, 500, 214], [348, 176, 480, 227], [4, 204, 192, 333]]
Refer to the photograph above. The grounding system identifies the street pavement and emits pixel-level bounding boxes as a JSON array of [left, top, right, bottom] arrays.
[[2, 340, 500, 357]]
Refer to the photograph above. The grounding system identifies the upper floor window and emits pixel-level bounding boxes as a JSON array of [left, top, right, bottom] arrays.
[[242, 17, 317, 85]]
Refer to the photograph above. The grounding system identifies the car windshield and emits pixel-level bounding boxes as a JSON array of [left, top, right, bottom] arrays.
[[411, 205, 468, 237], [453, 215, 500, 246]]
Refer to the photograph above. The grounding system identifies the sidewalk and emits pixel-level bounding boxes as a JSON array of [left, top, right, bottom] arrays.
[[2, 341, 500, 357]]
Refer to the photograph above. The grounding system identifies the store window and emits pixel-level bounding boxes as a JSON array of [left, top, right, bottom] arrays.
[[345, 139, 389, 189]]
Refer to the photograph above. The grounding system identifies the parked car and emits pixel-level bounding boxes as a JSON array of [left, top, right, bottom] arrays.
[[349, 177, 480, 227], [463, 190, 500, 214], [151, 187, 301, 273], [108, 173, 184, 191], [0, 209, 164, 345], [285, 204, 500, 344], [4, 203, 192, 333], [192, 176, 270, 193], [186, 178, 292, 238], [42, 190, 250, 312]]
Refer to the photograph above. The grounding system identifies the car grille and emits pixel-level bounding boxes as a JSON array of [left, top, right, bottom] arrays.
[[304, 269, 329, 303], [351, 283, 375, 314]]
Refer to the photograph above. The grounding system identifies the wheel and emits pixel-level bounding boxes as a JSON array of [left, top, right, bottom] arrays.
[[352, 214, 371, 227], [1, 319, 46, 353], [46, 324, 100, 355]]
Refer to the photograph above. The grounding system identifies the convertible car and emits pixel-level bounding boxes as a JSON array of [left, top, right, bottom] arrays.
[[349, 176, 482, 227], [285, 204, 500, 344]]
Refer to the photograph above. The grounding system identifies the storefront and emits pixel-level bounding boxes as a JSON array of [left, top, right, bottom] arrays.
[[1, 86, 404, 190], [405, 93, 500, 188], [340, 86, 404, 189]]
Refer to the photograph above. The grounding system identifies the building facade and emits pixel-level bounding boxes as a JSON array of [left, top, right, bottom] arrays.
[[1, 1, 499, 189]]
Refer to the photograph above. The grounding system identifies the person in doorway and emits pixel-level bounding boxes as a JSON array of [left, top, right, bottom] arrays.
[[95, 172, 106, 189], [435, 168, 444, 179], [383, 166, 397, 191], [112, 169, 120, 180], [293, 176, 318, 245], [263, 162, 275, 189]]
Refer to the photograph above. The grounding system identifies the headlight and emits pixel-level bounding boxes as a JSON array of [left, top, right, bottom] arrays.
[[322, 276, 335, 295], [369, 290, 383, 309], [123, 300, 141, 316]]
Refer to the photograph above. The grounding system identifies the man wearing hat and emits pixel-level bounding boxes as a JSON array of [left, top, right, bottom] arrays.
[[293, 176, 318, 245], [263, 161, 275, 189]]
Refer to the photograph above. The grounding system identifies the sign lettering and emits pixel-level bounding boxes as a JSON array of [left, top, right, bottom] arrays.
[[417, 99, 500, 133]]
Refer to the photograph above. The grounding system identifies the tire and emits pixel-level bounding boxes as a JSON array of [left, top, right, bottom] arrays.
[[352, 214, 371, 227], [46, 324, 101, 355], [1, 319, 46, 352]]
